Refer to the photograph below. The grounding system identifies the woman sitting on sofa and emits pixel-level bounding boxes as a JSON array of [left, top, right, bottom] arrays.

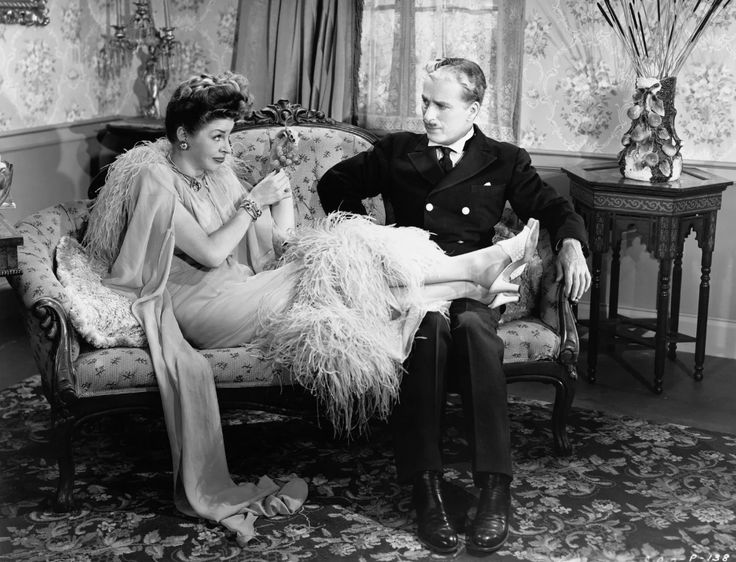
[[83, 71, 539, 545]]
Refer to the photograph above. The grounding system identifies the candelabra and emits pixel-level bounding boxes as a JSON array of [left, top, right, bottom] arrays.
[[99, 0, 179, 119]]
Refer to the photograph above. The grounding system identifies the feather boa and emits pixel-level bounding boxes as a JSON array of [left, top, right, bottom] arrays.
[[261, 212, 447, 436], [83, 139, 237, 267]]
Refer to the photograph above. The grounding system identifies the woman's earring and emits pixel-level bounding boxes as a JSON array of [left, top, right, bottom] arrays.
[[179, 140, 189, 150]]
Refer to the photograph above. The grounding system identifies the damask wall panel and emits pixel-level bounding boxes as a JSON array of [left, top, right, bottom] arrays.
[[521, 0, 736, 163], [4, 0, 734, 164], [0, 0, 237, 133]]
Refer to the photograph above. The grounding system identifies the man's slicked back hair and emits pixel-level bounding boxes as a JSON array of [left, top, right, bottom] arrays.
[[425, 57, 487, 105]]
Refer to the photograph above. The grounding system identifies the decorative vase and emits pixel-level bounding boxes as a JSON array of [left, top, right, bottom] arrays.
[[618, 76, 682, 183]]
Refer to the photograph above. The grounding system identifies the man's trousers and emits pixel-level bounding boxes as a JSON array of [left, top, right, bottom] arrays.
[[390, 298, 512, 483]]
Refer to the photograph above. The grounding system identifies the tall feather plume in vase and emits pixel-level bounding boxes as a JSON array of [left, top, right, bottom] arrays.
[[596, 0, 730, 79], [596, 0, 731, 182]]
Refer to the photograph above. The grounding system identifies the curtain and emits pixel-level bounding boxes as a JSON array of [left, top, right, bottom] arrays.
[[231, 0, 360, 122], [356, 0, 525, 142]]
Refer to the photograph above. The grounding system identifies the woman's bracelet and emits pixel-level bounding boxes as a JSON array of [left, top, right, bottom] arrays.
[[239, 198, 262, 221]]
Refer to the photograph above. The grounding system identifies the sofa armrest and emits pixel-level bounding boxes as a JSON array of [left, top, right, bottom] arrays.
[[10, 221, 72, 311], [8, 201, 90, 311], [32, 297, 80, 408], [555, 283, 579, 374], [536, 255, 579, 374], [7, 202, 88, 399]]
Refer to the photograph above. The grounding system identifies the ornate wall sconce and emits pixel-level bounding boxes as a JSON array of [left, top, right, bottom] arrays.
[[98, 0, 179, 118]]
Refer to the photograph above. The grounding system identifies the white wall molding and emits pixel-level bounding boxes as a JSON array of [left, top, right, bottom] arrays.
[[576, 302, 736, 360], [0, 117, 120, 153]]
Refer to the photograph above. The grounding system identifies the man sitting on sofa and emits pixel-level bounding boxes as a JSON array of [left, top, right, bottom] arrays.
[[317, 57, 591, 554]]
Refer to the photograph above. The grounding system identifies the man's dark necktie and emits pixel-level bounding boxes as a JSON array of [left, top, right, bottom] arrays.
[[438, 146, 454, 173]]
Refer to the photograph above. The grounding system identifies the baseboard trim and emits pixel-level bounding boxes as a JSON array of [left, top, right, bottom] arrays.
[[575, 303, 736, 360]]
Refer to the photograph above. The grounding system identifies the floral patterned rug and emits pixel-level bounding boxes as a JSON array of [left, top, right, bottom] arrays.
[[1, 375, 735, 561]]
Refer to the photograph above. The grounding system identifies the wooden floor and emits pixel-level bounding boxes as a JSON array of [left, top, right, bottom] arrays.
[[2, 278, 734, 435]]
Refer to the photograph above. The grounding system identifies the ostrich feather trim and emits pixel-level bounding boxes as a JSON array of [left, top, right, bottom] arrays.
[[83, 139, 237, 267], [260, 212, 447, 436]]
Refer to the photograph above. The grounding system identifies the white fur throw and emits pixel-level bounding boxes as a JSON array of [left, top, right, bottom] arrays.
[[56, 236, 147, 348]]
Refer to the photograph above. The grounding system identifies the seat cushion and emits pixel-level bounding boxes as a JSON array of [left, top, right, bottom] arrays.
[[498, 318, 560, 363], [70, 320, 558, 398], [72, 345, 297, 398]]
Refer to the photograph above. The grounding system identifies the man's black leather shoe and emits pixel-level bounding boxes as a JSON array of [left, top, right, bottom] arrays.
[[467, 472, 511, 554], [412, 470, 458, 554]]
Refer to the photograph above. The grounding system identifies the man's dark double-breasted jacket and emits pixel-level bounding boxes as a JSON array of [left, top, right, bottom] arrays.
[[318, 125, 588, 255]]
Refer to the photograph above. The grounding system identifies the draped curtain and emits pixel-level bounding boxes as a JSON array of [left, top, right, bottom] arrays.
[[231, 0, 360, 122], [356, 0, 525, 142]]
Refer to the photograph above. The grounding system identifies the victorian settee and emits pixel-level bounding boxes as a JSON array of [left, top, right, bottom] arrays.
[[8, 100, 579, 512]]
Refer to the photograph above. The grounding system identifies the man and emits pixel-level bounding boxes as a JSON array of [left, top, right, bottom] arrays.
[[317, 58, 591, 554]]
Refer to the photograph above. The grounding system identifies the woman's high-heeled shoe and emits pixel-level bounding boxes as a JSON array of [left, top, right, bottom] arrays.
[[495, 218, 540, 264], [487, 218, 540, 309], [487, 260, 525, 309], [488, 275, 520, 295], [489, 291, 520, 309]]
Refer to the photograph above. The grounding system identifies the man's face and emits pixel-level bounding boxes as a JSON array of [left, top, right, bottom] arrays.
[[421, 70, 479, 145]]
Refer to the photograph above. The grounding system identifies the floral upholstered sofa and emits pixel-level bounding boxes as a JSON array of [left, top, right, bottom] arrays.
[[8, 100, 579, 511]]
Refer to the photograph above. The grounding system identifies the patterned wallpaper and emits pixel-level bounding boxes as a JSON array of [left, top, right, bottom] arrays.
[[2, 0, 735, 164], [521, 0, 736, 163], [0, 0, 237, 132]]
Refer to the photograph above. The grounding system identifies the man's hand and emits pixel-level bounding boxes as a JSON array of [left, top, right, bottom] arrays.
[[556, 238, 591, 302]]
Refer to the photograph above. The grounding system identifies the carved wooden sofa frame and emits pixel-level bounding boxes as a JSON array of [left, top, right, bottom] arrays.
[[8, 100, 578, 513]]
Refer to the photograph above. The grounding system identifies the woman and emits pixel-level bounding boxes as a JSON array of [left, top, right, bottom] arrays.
[[83, 71, 538, 545]]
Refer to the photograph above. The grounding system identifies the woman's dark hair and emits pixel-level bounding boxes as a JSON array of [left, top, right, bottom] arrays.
[[164, 72, 255, 142]]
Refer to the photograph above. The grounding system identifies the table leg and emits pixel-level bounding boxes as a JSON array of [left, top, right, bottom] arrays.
[[606, 239, 621, 354], [587, 251, 603, 384], [694, 246, 713, 381], [654, 258, 673, 394], [609, 239, 620, 319], [668, 245, 684, 360]]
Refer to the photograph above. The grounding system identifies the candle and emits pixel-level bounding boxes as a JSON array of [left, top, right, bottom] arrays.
[[163, 0, 170, 28], [115, 0, 121, 26]]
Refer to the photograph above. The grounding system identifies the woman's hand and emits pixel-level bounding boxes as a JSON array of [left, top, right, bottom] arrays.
[[250, 170, 292, 208]]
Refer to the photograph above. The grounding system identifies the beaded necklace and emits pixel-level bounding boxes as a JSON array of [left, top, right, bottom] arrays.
[[166, 154, 208, 192]]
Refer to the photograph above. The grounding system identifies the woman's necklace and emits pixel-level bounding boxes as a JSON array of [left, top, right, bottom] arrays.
[[166, 154, 207, 192]]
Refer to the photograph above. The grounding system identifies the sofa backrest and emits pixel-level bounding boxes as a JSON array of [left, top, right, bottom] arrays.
[[230, 100, 384, 227], [11, 101, 562, 340]]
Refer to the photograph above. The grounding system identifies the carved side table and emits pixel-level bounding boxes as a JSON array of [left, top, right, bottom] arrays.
[[100, 117, 166, 153], [91, 117, 166, 197], [563, 163, 732, 394]]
